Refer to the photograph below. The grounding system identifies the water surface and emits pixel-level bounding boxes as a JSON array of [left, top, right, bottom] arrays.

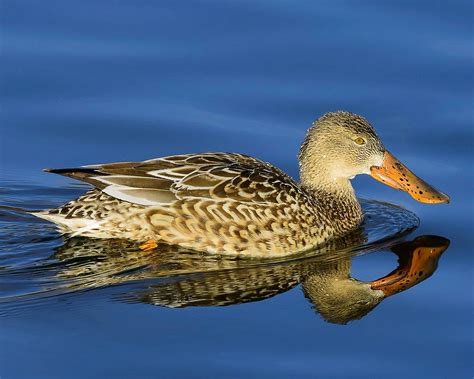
[[0, 194, 418, 310], [1, 1, 473, 378]]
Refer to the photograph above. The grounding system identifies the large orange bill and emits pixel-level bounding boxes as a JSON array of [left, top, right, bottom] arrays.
[[370, 151, 450, 204], [370, 235, 449, 296]]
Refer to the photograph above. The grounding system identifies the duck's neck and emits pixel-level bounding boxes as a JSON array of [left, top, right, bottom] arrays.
[[300, 174, 363, 233]]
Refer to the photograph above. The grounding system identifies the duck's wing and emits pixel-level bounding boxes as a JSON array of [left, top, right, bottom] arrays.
[[45, 153, 302, 206]]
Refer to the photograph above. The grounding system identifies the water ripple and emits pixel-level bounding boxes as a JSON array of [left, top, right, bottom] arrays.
[[0, 182, 419, 317]]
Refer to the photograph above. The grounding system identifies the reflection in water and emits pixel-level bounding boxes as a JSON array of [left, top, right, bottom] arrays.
[[303, 236, 448, 324], [40, 234, 448, 324], [0, 199, 447, 324]]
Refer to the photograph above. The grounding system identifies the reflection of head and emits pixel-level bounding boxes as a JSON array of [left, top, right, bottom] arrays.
[[301, 260, 384, 325], [302, 234, 449, 324]]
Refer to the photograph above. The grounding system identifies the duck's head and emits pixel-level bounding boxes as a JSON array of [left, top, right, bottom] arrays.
[[299, 111, 449, 204]]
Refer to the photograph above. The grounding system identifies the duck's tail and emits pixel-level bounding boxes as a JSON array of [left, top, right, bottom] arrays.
[[0, 204, 71, 234], [31, 208, 101, 234]]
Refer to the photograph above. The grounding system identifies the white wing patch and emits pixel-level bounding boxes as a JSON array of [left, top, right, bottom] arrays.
[[102, 186, 177, 206]]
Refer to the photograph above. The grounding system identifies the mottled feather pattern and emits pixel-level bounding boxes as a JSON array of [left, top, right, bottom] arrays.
[[39, 152, 363, 257]]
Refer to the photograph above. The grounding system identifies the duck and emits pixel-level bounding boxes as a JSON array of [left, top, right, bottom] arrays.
[[35, 111, 449, 257]]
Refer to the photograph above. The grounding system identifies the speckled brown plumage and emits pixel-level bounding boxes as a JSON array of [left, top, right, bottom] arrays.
[[37, 152, 362, 256]]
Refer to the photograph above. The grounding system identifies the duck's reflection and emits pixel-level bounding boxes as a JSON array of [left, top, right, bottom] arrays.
[[302, 236, 448, 323], [53, 234, 449, 324]]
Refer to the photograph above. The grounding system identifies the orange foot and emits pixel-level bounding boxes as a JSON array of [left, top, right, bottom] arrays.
[[139, 239, 158, 251]]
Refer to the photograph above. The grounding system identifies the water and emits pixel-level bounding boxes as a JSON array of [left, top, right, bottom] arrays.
[[1, 1, 473, 378], [0, 197, 418, 310]]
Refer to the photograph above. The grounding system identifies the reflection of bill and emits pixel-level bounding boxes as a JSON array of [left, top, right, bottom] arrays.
[[370, 236, 449, 296], [52, 234, 449, 325]]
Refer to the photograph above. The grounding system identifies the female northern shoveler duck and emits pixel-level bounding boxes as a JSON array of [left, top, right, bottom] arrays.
[[36, 111, 449, 257]]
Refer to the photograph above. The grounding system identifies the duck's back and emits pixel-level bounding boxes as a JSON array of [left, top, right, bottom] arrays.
[[37, 153, 352, 256]]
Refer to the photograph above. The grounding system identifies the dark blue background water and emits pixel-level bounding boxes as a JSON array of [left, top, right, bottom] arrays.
[[1, 1, 473, 378]]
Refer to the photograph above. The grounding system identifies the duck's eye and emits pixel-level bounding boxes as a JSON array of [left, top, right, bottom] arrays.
[[354, 137, 366, 145]]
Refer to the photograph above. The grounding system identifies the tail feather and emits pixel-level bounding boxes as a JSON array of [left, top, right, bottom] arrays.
[[32, 209, 104, 236], [43, 168, 107, 189]]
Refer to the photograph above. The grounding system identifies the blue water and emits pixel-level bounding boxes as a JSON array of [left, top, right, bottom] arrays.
[[1, 1, 473, 378]]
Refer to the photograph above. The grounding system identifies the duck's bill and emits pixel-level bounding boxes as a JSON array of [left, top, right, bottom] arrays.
[[370, 235, 449, 296], [370, 151, 450, 204]]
